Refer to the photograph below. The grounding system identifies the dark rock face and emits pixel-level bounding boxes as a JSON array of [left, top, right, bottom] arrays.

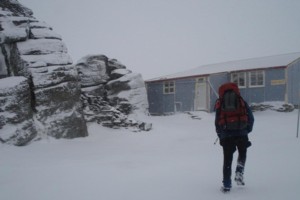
[[0, 0, 33, 17], [0, 0, 88, 145]]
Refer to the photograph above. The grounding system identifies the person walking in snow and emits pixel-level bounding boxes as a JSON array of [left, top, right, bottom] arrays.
[[214, 82, 254, 193]]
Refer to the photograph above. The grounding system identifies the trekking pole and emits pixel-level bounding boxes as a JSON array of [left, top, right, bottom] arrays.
[[297, 109, 299, 138], [207, 79, 219, 98], [297, 97, 300, 138], [214, 137, 219, 145]]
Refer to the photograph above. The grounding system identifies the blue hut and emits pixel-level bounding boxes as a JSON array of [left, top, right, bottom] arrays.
[[145, 52, 300, 115]]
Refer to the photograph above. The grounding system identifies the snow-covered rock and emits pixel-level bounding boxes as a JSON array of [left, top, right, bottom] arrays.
[[250, 101, 295, 112], [0, 0, 87, 145], [30, 28, 62, 40], [110, 68, 132, 79], [0, 77, 37, 145], [0, 1, 151, 145], [17, 39, 67, 55], [0, 0, 33, 17], [76, 55, 110, 87], [76, 54, 151, 131], [107, 72, 149, 114]]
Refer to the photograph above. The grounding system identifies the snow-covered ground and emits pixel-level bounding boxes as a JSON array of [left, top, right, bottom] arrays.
[[1, 110, 300, 200]]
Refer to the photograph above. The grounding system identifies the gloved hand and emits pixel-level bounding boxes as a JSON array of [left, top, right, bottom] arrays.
[[246, 141, 252, 148], [247, 125, 252, 133]]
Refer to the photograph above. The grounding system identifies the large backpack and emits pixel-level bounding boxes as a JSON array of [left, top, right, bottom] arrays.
[[215, 82, 248, 131]]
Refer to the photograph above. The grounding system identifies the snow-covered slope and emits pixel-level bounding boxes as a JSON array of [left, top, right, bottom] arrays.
[[0, 109, 299, 200]]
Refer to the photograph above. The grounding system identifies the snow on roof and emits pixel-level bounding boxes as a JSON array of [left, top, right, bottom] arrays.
[[146, 52, 300, 82]]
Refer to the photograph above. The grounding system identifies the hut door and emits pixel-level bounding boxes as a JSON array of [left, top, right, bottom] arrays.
[[194, 77, 207, 111]]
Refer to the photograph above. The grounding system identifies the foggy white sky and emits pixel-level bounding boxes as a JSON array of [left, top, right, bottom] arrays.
[[18, 0, 300, 79]]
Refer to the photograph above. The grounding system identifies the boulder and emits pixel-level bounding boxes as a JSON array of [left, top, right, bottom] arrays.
[[76, 55, 151, 131], [0, 0, 88, 145], [76, 55, 110, 87], [0, 1, 151, 146]]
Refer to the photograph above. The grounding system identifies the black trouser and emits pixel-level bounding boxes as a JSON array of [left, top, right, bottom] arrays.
[[220, 135, 249, 186]]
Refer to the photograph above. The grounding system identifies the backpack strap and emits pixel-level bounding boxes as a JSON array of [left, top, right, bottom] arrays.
[[214, 98, 221, 111]]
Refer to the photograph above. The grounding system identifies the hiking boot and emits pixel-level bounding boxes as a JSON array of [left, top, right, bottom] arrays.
[[220, 186, 231, 193], [221, 180, 231, 193], [234, 172, 245, 185]]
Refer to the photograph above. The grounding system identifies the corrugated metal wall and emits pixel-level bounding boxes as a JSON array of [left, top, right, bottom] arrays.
[[242, 68, 286, 103], [146, 78, 196, 114], [174, 78, 196, 112]]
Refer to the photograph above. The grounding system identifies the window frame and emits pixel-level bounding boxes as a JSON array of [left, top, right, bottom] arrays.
[[248, 70, 265, 88], [230, 72, 246, 88], [163, 81, 175, 94]]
